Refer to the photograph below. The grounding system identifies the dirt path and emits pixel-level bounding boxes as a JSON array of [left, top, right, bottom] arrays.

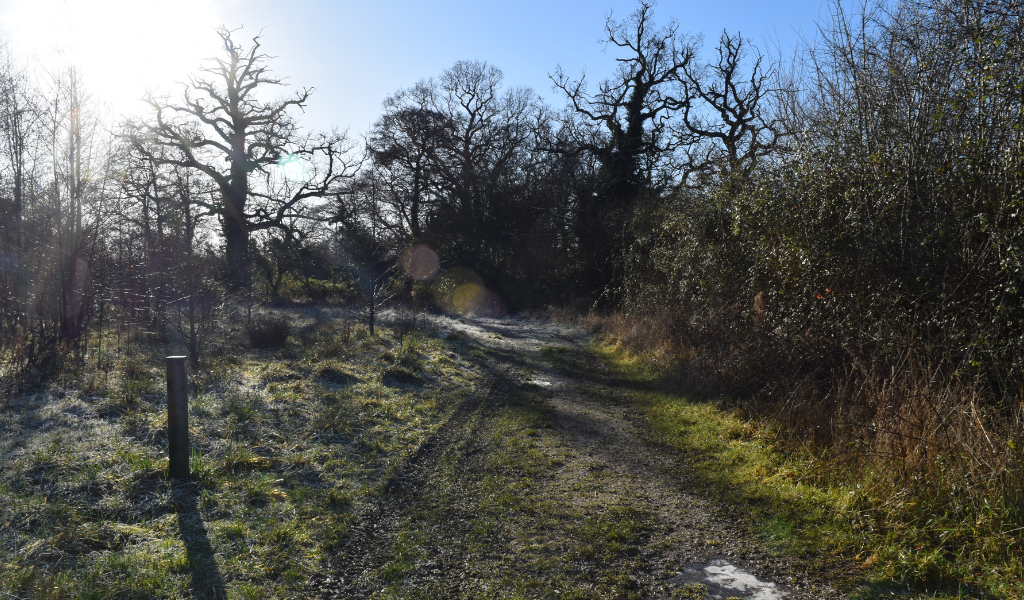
[[318, 316, 840, 599]]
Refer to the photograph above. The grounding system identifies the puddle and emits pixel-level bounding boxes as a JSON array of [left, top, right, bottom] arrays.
[[670, 560, 785, 599], [529, 379, 553, 387]]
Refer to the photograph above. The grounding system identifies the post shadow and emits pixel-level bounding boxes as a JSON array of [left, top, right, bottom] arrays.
[[174, 485, 227, 599]]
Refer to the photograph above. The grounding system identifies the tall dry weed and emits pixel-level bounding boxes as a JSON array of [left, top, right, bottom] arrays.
[[562, 307, 1024, 565], [814, 353, 1024, 525]]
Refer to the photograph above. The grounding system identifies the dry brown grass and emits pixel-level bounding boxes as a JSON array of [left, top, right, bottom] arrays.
[[544, 307, 677, 355], [813, 353, 1024, 518], [548, 306, 1024, 588]]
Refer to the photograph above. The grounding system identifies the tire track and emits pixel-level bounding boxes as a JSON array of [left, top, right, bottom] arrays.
[[314, 359, 513, 599], [315, 316, 844, 599]]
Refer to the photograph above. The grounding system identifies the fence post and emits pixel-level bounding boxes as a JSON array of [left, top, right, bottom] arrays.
[[166, 356, 189, 480]]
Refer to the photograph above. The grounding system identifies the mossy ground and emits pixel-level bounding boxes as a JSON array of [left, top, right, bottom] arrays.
[[0, 309, 484, 598]]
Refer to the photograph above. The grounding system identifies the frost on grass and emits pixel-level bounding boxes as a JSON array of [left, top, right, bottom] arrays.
[[0, 310, 482, 599]]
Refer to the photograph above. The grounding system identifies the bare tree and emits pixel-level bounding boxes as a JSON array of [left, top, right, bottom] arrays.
[[0, 47, 37, 332], [132, 27, 358, 293], [338, 169, 402, 336], [678, 31, 784, 182], [46, 67, 104, 346], [361, 61, 554, 305], [551, 1, 698, 201], [116, 127, 215, 331], [430, 61, 545, 261], [165, 266, 220, 367], [368, 85, 451, 240], [549, 2, 700, 297]]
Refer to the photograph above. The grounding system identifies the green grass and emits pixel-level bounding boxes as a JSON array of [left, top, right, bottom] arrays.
[[6, 313, 1021, 598], [594, 342, 1024, 600], [0, 311, 485, 599], [366, 375, 658, 599]]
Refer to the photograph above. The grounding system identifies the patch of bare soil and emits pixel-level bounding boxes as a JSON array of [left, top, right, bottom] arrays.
[[316, 316, 843, 599]]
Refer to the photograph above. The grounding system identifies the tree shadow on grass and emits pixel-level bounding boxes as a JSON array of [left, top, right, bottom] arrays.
[[174, 484, 226, 599]]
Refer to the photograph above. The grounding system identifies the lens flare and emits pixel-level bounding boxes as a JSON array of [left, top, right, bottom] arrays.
[[278, 153, 312, 183], [433, 267, 503, 317], [453, 283, 486, 314], [401, 244, 439, 281]]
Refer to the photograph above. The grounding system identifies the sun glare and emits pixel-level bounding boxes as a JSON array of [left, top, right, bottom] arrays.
[[1, 0, 226, 118], [278, 153, 313, 183]]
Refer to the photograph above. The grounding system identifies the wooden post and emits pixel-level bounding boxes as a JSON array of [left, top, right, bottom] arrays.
[[166, 356, 189, 480]]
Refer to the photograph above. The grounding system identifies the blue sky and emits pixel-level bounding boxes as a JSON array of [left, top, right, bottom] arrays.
[[0, 0, 828, 135]]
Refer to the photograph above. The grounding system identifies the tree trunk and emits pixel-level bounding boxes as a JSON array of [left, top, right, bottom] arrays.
[[410, 163, 422, 239], [223, 159, 250, 294], [12, 146, 23, 328]]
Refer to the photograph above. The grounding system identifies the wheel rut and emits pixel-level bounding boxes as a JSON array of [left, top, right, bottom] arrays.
[[314, 364, 514, 598], [316, 316, 841, 599]]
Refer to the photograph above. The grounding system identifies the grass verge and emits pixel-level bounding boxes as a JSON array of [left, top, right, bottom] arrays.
[[594, 341, 1024, 599]]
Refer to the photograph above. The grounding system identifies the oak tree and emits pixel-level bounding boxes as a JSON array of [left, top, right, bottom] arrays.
[[551, 1, 698, 296], [132, 27, 357, 293], [552, 1, 697, 202], [678, 31, 783, 183]]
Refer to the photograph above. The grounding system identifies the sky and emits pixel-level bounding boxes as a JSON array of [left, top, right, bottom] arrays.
[[0, 0, 829, 137]]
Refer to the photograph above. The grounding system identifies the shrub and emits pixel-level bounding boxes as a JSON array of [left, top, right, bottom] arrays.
[[393, 307, 418, 348], [246, 315, 291, 349]]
